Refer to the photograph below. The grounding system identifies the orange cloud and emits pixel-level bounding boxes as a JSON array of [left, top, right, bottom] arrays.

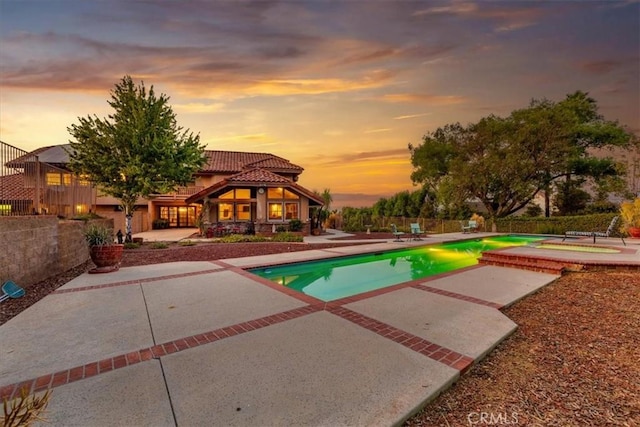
[[394, 113, 432, 120], [382, 94, 467, 105]]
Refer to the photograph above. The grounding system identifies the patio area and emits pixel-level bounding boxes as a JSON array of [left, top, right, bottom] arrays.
[[1, 233, 637, 426]]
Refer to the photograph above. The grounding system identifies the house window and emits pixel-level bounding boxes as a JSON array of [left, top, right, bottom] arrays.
[[219, 203, 233, 221], [267, 188, 299, 200], [284, 189, 298, 199], [217, 188, 252, 221], [267, 188, 300, 221], [221, 188, 251, 199], [267, 188, 283, 199], [285, 203, 298, 220], [46, 172, 61, 186], [235, 188, 250, 199], [236, 203, 251, 220], [46, 172, 72, 186], [268, 203, 283, 220], [78, 175, 90, 186]]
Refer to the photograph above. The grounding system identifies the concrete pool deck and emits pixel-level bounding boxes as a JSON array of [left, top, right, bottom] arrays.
[[1, 233, 638, 426]]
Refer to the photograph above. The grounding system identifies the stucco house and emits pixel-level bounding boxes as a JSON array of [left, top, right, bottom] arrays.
[[183, 151, 323, 235], [3, 143, 323, 234]]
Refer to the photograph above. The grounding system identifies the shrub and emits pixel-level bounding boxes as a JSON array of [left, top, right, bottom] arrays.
[[275, 225, 287, 233], [523, 204, 543, 217], [150, 242, 168, 249], [288, 219, 304, 232], [620, 198, 640, 231], [272, 232, 304, 242], [178, 240, 196, 246], [152, 218, 170, 229], [219, 234, 268, 243], [534, 224, 565, 235], [494, 213, 616, 235], [71, 212, 102, 221], [124, 242, 141, 249]]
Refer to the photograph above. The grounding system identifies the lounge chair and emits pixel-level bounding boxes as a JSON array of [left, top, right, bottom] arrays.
[[410, 223, 425, 240], [562, 216, 625, 246], [0, 280, 25, 303], [462, 220, 477, 234], [390, 224, 405, 242]]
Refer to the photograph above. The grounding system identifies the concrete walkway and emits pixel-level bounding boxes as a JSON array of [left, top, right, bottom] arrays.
[[1, 234, 637, 426]]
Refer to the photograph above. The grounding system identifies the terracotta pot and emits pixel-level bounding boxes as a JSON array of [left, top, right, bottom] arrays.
[[89, 244, 124, 273], [628, 227, 640, 238]]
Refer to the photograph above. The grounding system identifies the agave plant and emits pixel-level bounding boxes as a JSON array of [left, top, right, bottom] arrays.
[[83, 223, 114, 246]]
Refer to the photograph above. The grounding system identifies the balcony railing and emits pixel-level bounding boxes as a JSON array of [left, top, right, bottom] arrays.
[[1, 141, 94, 217]]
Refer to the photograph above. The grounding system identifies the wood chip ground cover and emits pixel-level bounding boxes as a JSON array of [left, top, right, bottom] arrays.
[[406, 271, 640, 427]]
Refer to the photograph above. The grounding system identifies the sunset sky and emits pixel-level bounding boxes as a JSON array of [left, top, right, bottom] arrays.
[[1, 0, 638, 208]]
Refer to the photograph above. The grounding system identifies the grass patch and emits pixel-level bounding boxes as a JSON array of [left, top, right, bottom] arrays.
[[150, 242, 169, 249], [178, 240, 196, 246], [124, 242, 141, 249]]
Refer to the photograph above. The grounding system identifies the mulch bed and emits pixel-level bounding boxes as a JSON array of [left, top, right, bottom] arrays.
[[406, 271, 640, 426]]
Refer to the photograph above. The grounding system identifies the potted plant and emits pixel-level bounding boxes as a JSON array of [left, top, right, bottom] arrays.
[[84, 223, 124, 273], [620, 198, 640, 238]]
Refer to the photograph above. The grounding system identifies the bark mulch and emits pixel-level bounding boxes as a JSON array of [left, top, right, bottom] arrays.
[[406, 271, 640, 426], [2, 240, 638, 426]]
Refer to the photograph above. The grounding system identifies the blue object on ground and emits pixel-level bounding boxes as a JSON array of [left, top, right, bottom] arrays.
[[0, 280, 25, 303]]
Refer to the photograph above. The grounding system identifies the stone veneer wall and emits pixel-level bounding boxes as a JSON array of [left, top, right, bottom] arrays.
[[0, 216, 113, 288]]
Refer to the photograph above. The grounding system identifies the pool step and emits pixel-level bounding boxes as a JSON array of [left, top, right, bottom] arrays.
[[478, 252, 570, 275]]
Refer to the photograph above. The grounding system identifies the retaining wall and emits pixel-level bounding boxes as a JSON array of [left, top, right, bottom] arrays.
[[0, 216, 112, 288]]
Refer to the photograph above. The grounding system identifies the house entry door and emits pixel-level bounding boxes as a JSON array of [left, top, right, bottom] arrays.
[[161, 206, 197, 227]]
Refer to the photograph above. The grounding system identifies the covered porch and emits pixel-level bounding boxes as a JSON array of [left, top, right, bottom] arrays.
[[185, 168, 323, 236]]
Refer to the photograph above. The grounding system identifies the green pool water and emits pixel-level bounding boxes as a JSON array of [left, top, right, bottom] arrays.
[[250, 235, 545, 301]]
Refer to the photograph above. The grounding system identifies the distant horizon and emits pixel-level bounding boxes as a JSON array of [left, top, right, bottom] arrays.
[[2, 1, 638, 201]]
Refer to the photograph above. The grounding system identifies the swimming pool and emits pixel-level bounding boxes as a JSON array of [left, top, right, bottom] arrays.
[[250, 235, 545, 301]]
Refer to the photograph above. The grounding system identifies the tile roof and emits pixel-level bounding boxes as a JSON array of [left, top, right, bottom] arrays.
[[185, 168, 323, 205], [0, 173, 35, 200], [12, 145, 304, 175], [201, 150, 303, 173], [227, 168, 292, 184]]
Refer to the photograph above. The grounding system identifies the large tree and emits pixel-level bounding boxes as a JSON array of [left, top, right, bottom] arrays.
[[409, 91, 632, 219], [514, 91, 631, 216], [68, 75, 206, 241]]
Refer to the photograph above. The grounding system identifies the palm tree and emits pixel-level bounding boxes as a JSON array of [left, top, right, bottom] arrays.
[[312, 188, 333, 232]]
